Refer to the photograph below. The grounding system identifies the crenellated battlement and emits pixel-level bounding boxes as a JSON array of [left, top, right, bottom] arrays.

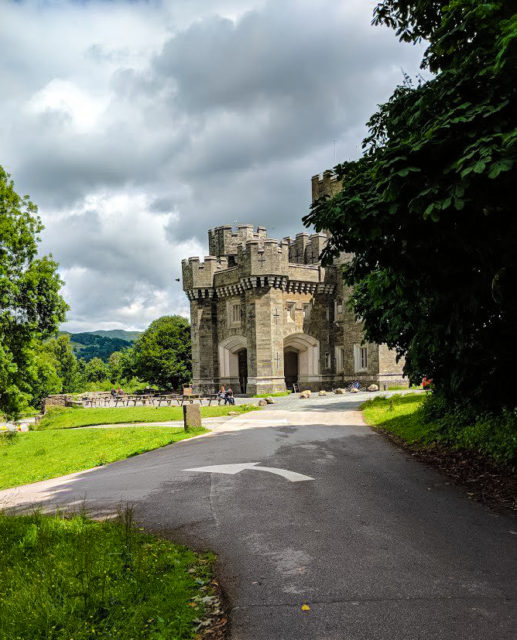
[[236, 237, 289, 277], [183, 223, 331, 293], [208, 224, 268, 258], [311, 170, 343, 203], [181, 255, 228, 290], [283, 232, 328, 264]]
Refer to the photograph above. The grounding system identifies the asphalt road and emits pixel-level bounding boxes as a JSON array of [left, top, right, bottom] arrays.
[[1, 395, 516, 639]]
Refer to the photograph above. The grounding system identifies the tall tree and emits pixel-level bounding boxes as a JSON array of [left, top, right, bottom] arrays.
[[83, 357, 110, 383], [45, 334, 81, 392], [132, 316, 191, 390], [304, 1, 516, 409], [0, 167, 68, 417]]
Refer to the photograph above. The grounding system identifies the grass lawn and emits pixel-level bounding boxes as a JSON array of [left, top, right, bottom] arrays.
[[36, 403, 259, 430], [0, 510, 220, 640], [252, 391, 291, 398], [0, 427, 206, 490], [387, 385, 422, 391], [361, 393, 434, 444]]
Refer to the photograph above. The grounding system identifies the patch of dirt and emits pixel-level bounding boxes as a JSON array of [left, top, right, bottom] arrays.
[[374, 428, 517, 517]]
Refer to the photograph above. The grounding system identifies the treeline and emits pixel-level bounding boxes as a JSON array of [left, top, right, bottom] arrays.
[[0, 165, 193, 419], [29, 315, 192, 408]]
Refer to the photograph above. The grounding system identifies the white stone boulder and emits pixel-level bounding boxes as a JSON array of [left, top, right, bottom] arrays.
[[367, 384, 379, 392], [257, 398, 268, 406], [349, 387, 359, 393], [334, 388, 346, 394], [318, 390, 327, 396], [299, 391, 311, 399], [265, 396, 275, 404]]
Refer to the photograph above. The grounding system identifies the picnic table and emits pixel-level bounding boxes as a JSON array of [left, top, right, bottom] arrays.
[[82, 392, 224, 408]]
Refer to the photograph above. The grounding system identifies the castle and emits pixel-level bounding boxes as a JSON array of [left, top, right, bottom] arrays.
[[181, 171, 405, 395]]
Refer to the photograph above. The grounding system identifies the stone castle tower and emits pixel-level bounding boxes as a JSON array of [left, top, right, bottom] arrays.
[[181, 173, 405, 395]]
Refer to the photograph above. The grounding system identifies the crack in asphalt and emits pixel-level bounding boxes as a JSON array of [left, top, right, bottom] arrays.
[[232, 595, 516, 610]]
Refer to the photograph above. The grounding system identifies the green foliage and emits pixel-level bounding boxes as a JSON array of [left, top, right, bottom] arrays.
[[132, 316, 191, 390], [108, 350, 123, 383], [83, 356, 110, 383], [305, 1, 517, 410], [29, 348, 63, 404], [362, 394, 517, 463], [0, 426, 207, 489], [44, 334, 82, 392], [0, 511, 217, 639], [36, 403, 259, 431], [66, 331, 134, 362], [0, 167, 68, 418]]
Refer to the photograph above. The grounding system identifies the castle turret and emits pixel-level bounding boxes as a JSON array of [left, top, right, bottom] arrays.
[[237, 237, 289, 278], [208, 225, 269, 258], [311, 170, 342, 202]]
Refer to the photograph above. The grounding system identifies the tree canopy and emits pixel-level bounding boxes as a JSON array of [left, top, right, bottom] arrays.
[[0, 167, 68, 417], [132, 316, 191, 391], [304, 0, 516, 409]]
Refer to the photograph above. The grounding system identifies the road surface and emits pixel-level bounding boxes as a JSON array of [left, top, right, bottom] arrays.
[[1, 395, 516, 639]]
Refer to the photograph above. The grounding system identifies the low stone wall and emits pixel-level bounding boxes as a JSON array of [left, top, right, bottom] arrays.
[[42, 394, 70, 413]]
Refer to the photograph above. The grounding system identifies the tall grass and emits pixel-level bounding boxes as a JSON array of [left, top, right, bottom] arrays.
[[0, 509, 217, 639]]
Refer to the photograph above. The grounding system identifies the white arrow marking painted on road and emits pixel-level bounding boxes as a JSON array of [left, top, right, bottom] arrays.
[[185, 462, 314, 482]]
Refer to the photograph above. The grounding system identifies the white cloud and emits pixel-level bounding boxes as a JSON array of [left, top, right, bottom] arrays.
[[0, 0, 427, 331], [26, 79, 107, 133]]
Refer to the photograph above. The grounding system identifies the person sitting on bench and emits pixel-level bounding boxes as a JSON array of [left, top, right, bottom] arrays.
[[225, 387, 235, 405]]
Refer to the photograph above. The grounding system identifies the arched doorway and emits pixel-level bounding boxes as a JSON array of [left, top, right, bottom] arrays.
[[237, 349, 248, 393], [219, 335, 247, 393], [284, 350, 299, 390], [283, 333, 319, 389]]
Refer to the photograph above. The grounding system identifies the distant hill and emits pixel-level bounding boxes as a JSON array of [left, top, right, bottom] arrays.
[[61, 330, 141, 362], [88, 329, 141, 342]]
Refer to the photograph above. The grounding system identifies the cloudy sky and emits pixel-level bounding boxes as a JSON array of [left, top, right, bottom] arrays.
[[1, 0, 426, 332]]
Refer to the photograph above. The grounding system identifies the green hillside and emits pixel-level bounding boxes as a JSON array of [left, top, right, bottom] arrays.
[[61, 331, 140, 362], [89, 329, 141, 341]]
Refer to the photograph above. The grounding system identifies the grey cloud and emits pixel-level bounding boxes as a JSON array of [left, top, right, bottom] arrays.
[[0, 0, 426, 330]]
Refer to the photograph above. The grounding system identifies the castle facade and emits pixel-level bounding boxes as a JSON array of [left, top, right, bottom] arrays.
[[181, 173, 405, 395]]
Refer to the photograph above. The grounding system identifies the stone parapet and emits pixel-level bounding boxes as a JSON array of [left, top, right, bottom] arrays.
[[284, 232, 328, 264], [311, 170, 343, 203], [182, 255, 228, 291], [208, 224, 268, 258]]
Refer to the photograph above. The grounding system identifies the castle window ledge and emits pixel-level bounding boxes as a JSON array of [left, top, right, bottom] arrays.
[[288, 262, 320, 269]]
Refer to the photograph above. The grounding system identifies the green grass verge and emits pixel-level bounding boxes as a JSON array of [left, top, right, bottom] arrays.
[[361, 394, 433, 444], [387, 385, 421, 391], [0, 510, 217, 640], [0, 427, 206, 490], [361, 394, 517, 463], [252, 391, 291, 398], [36, 403, 259, 431]]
